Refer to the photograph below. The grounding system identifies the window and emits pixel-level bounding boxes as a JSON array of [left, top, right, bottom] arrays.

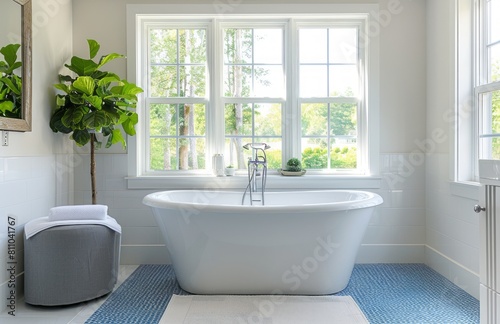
[[223, 27, 285, 170], [299, 27, 360, 170], [129, 5, 378, 179], [477, 0, 500, 161], [148, 26, 208, 171]]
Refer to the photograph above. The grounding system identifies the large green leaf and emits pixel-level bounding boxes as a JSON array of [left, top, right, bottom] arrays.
[[54, 83, 71, 94], [97, 53, 124, 70], [102, 106, 120, 122], [111, 82, 144, 97], [0, 85, 6, 99], [71, 129, 91, 146], [56, 95, 66, 107], [83, 94, 102, 109], [88, 39, 100, 59], [91, 70, 109, 80], [4, 62, 22, 74], [14, 74, 21, 88], [0, 77, 20, 95], [95, 87, 108, 98], [58, 74, 74, 83], [82, 110, 107, 129], [106, 128, 126, 149], [50, 108, 73, 133], [61, 106, 88, 127], [117, 109, 128, 124], [0, 44, 20, 67], [0, 62, 23, 75], [69, 93, 85, 105], [101, 126, 112, 136], [0, 101, 14, 114], [97, 75, 121, 87], [122, 113, 138, 136], [66, 57, 98, 76], [73, 76, 95, 96]]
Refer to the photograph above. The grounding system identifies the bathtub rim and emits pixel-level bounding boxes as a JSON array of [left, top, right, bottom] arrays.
[[143, 189, 383, 213]]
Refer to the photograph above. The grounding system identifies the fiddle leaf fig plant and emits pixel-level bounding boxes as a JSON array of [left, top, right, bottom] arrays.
[[0, 44, 22, 118], [50, 39, 143, 204]]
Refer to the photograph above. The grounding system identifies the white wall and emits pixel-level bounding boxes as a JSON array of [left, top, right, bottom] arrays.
[[425, 0, 480, 298], [0, 0, 73, 313]]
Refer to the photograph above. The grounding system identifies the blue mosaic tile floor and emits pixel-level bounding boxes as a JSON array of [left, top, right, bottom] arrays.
[[86, 264, 479, 324], [336, 264, 479, 323]]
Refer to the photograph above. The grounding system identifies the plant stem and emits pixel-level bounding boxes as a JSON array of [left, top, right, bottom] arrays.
[[90, 133, 96, 204]]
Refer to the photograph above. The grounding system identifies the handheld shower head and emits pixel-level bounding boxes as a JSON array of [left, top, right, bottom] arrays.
[[243, 142, 270, 150]]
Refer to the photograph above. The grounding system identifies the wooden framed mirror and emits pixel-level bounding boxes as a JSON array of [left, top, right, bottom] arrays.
[[0, 0, 32, 132]]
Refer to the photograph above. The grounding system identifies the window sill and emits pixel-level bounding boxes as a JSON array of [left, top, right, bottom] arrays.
[[126, 174, 382, 190], [449, 181, 480, 200]]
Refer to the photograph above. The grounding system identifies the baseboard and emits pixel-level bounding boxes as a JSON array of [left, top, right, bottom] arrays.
[[425, 246, 479, 299]]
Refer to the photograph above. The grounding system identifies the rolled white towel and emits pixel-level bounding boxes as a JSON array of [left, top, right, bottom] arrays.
[[25, 215, 121, 239], [48, 204, 108, 221]]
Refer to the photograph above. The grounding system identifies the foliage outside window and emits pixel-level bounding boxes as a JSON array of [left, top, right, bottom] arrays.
[[143, 18, 366, 174]]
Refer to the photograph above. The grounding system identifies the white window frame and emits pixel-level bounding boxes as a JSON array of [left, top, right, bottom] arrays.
[[126, 4, 380, 189], [453, 0, 476, 186]]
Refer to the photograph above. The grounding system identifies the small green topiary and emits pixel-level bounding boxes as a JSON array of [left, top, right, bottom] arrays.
[[285, 158, 302, 172]]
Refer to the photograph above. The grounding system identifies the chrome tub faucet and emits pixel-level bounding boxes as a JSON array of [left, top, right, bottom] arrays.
[[241, 143, 270, 205]]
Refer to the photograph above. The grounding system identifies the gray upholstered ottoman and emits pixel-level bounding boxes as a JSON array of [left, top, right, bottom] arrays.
[[24, 224, 121, 306]]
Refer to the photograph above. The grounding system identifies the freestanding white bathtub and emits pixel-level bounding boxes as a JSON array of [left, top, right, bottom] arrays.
[[143, 190, 383, 295]]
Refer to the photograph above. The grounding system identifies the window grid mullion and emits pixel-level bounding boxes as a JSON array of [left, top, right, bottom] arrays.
[[486, 39, 500, 47], [252, 29, 255, 98], [326, 28, 330, 98], [175, 104, 180, 170], [327, 103, 332, 169], [176, 29, 180, 97]]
